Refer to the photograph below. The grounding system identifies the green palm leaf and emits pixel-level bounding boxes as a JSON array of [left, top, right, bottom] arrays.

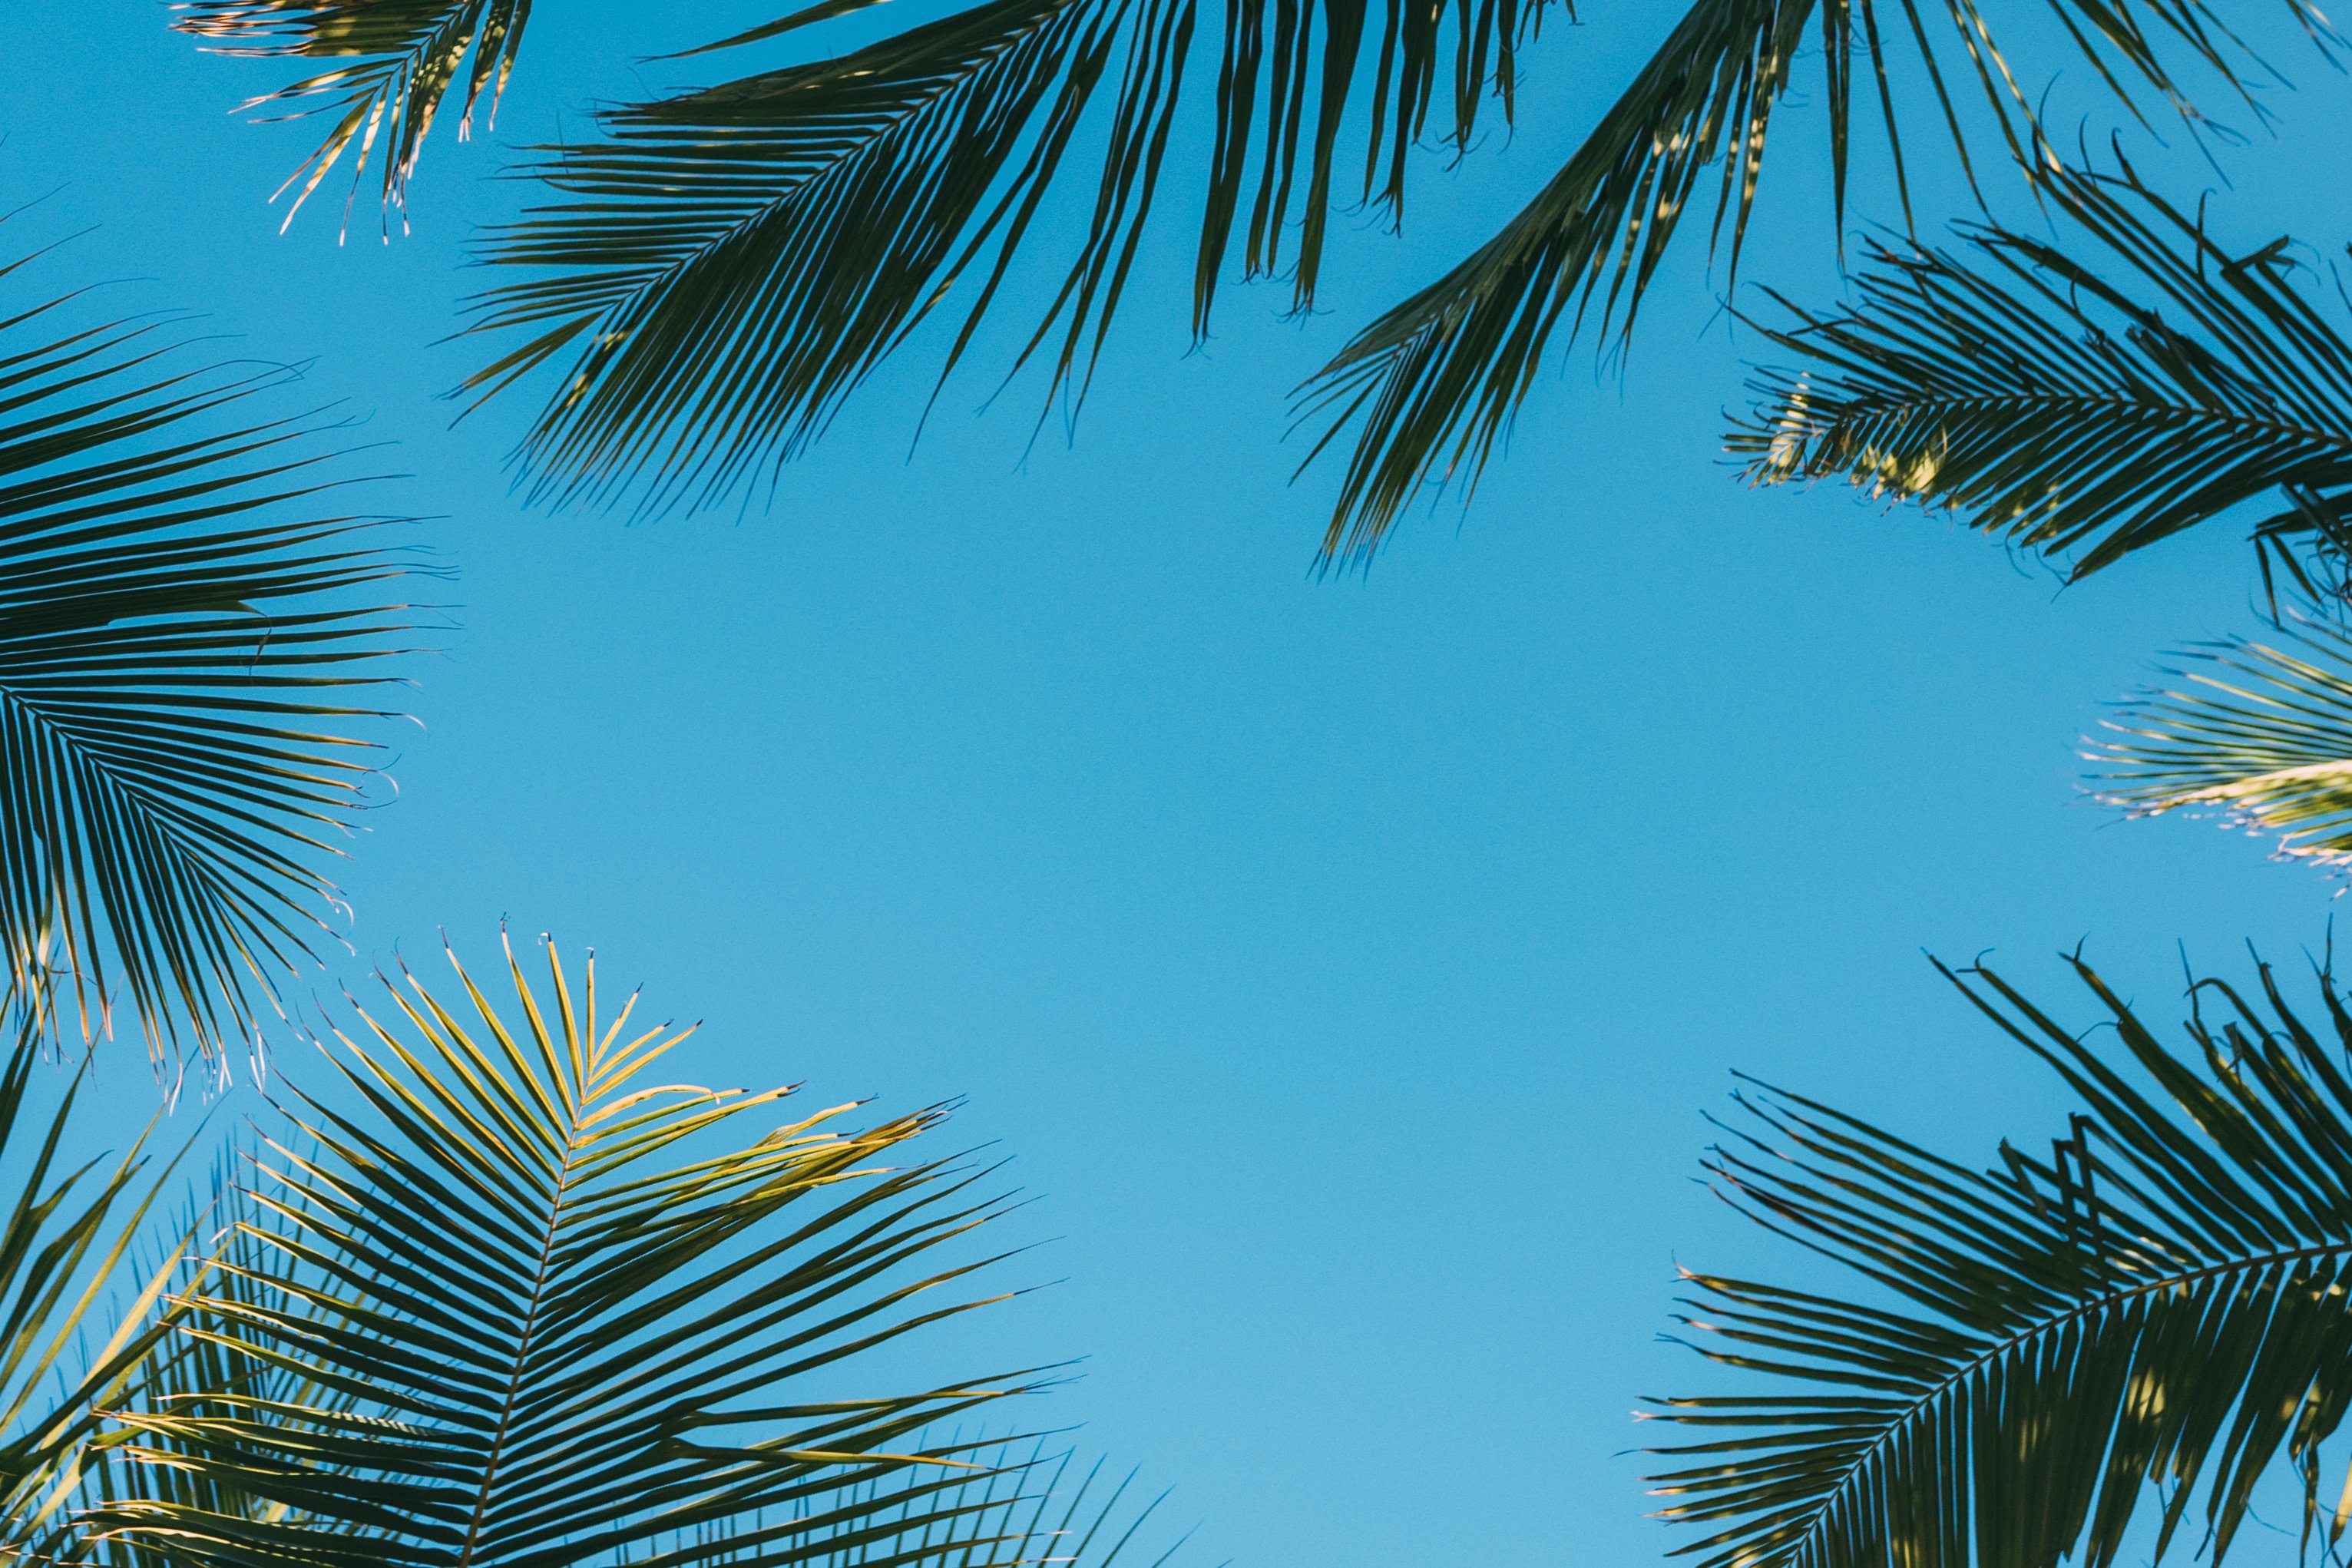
[[1732, 151, 2352, 579], [462, 0, 2324, 545], [461, 0, 1555, 514], [172, 0, 533, 233], [90, 935, 1183, 1568], [1649, 945, 2352, 1568], [0, 1008, 202, 1566], [461, 0, 1195, 514], [1293, 0, 2341, 561], [85, 1143, 358, 1566], [0, 249, 422, 1057], [2092, 604, 2352, 864]]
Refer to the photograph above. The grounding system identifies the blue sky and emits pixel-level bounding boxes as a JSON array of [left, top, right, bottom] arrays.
[[13, 3, 2352, 1565]]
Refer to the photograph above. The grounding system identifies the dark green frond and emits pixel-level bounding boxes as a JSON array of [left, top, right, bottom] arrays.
[[1649, 945, 2352, 1568], [465, 0, 1553, 514], [0, 253, 425, 1057], [1295, 0, 1818, 561], [1732, 151, 2352, 578], [1297, 0, 2334, 564], [2092, 603, 2352, 863], [463, 0, 1193, 514], [1190, 0, 1553, 329], [455, 0, 1557, 515], [466, 0, 2325, 546], [88, 935, 1162, 1568], [171, 0, 534, 231]]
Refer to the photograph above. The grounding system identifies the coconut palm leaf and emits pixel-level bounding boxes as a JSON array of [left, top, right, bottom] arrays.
[[1648, 944, 2352, 1568], [1732, 152, 2352, 580], [459, 0, 1199, 514], [84, 1141, 356, 1566], [464, 0, 2324, 545], [0, 249, 422, 1057], [461, 0, 1558, 512], [1292, 0, 2347, 561], [172, 0, 534, 233], [0, 1007, 200, 1567], [2090, 604, 2352, 865], [86, 935, 1178, 1568]]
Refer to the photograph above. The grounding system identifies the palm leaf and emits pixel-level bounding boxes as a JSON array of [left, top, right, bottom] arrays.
[[461, 0, 1196, 514], [84, 1140, 356, 1566], [88, 934, 1181, 1568], [0, 1007, 203, 1566], [462, 0, 1551, 514], [171, 0, 533, 233], [1732, 151, 2352, 580], [2089, 602, 2352, 865], [1649, 944, 2352, 1568], [1296, 0, 2341, 561], [465, 0, 2329, 543], [0, 245, 423, 1058]]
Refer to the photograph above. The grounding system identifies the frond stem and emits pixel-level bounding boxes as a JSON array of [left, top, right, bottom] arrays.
[[1768, 388, 2352, 461], [1753, 1230, 2352, 1565], [453, 1110, 584, 1566]]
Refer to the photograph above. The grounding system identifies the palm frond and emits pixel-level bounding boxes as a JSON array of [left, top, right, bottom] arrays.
[[88, 934, 1169, 1568], [1732, 151, 2352, 579], [84, 1139, 353, 1567], [1298, 0, 2340, 563], [465, 0, 2330, 544], [0, 248, 425, 1057], [0, 1008, 200, 1566], [2091, 602, 2352, 865], [462, 0, 1196, 514], [464, 0, 1552, 514], [171, 0, 533, 233], [1649, 944, 2352, 1568]]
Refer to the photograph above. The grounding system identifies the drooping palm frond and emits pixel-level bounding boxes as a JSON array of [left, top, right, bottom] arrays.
[[171, 0, 533, 233], [462, 0, 1552, 514], [2091, 602, 2352, 865], [1298, 1, 2341, 561], [88, 934, 1182, 1568], [465, 0, 2327, 544], [0, 250, 422, 1058], [461, 0, 1196, 514], [1732, 151, 2352, 579], [1649, 945, 2352, 1568]]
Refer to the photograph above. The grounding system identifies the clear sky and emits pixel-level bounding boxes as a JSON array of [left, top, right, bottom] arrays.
[[12, 4, 2352, 1566]]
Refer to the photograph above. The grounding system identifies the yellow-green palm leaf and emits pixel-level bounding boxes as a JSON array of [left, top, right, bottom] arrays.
[[94, 935, 1179, 1568]]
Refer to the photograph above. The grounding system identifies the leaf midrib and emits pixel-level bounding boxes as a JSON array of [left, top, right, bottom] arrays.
[[1781, 1233, 2352, 1568], [1799, 385, 2352, 458], [453, 1116, 584, 1568]]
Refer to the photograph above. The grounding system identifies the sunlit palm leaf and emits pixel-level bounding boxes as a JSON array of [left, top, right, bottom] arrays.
[[172, 0, 532, 232], [89, 935, 1167, 1568], [0, 250, 422, 1057], [0, 1008, 198, 1566], [85, 1142, 353, 1566], [1649, 946, 2352, 1568], [1733, 151, 2352, 579], [2091, 604, 2352, 863]]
